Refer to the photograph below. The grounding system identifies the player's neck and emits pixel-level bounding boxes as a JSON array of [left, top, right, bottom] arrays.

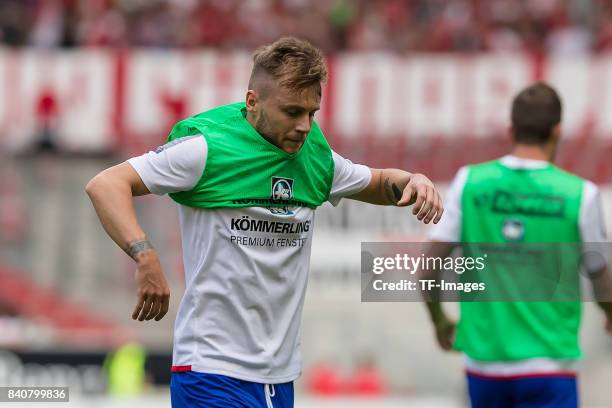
[[246, 111, 276, 145], [511, 143, 555, 162], [245, 111, 257, 130]]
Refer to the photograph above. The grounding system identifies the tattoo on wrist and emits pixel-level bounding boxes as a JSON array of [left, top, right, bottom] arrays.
[[126, 239, 154, 260], [391, 184, 402, 201], [383, 178, 402, 204]]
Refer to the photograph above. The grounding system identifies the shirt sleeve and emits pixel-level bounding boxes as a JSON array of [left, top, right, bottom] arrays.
[[579, 180, 608, 272], [327, 151, 372, 206], [427, 166, 469, 242], [127, 135, 207, 195]]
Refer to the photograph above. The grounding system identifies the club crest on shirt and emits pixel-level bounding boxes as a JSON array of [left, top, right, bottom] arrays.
[[502, 219, 525, 241], [270, 177, 294, 215], [272, 177, 293, 200]]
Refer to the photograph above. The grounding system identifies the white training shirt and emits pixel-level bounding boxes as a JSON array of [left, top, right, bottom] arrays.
[[428, 155, 608, 377], [128, 135, 371, 383]]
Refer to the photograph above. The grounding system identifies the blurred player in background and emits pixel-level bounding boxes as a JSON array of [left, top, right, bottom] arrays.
[[423, 82, 612, 408], [86, 37, 443, 408]]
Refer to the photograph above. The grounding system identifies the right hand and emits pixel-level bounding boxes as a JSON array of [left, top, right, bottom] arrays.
[[434, 316, 456, 351], [131, 251, 170, 321], [397, 173, 444, 225]]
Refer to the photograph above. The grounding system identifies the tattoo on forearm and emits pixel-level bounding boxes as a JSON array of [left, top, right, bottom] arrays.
[[126, 239, 154, 260], [383, 178, 402, 204]]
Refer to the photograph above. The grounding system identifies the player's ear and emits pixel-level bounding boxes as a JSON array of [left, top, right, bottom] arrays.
[[550, 123, 561, 141], [548, 123, 562, 161], [245, 90, 258, 113], [508, 125, 516, 144]]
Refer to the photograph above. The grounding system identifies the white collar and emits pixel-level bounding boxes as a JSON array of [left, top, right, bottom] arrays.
[[499, 155, 550, 170]]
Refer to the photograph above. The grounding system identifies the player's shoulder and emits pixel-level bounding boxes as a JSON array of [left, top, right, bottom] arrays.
[[168, 102, 245, 142], [545, 165, 596, 198], [549, 163, 588, 183], [451, 160, 497, 184], [187, 102, 245, 126], [155, 133, 206, 154], [192, 102, 244, 118], [464, 159, 500, 172], [581, 179, 600, 200], [457, 159, 510, 191], [179, 102, 244, 127]]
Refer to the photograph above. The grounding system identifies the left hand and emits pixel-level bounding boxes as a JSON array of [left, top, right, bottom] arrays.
[[433, 315, 456, 351], [397, 174, 444, 224]]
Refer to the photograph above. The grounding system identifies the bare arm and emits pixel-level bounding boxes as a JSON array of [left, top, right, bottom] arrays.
[[420, 241, 457, 350], [348, 168, 444, 224], [85, 162, 150, 249], [579, 184, 611, 332], [590, 266, 612, 332], [85, 162, 170, 322]]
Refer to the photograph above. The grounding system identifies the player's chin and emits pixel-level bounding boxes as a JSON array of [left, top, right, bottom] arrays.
[[282, 140, 304, 153]]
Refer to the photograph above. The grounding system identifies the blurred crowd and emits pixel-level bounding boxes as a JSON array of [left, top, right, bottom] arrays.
[[1, 0, 612, 54]]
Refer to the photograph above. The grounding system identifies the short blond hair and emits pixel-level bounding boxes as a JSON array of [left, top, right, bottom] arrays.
[[249, 37, 327, 92]]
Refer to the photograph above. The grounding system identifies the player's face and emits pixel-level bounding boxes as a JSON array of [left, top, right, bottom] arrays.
[[253, 84, 321, 154]]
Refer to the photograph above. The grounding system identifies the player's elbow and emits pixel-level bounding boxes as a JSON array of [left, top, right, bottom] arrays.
[[85, 171, 114, 199], [85, 173, 102, 199]]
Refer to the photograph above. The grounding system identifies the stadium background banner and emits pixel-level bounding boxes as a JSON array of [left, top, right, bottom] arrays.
[[1, 52, 612, 149]]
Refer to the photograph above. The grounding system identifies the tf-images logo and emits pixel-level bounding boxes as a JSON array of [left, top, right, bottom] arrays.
[[270, 177, 294, 215]]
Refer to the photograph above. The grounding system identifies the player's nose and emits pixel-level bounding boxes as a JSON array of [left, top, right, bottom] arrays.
[[294, 114, 311, 134]]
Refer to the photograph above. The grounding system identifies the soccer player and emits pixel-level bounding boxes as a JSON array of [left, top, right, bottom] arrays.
[[424, 82, 612, 408], [86, 37, 444, 407]]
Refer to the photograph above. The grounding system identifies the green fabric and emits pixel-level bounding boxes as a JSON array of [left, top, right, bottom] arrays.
[[166, 102, 335, 210], [456, 160, 585, 361]]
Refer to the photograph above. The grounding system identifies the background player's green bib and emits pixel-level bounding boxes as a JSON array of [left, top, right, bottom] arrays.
[[456, 160, 584, 361]]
